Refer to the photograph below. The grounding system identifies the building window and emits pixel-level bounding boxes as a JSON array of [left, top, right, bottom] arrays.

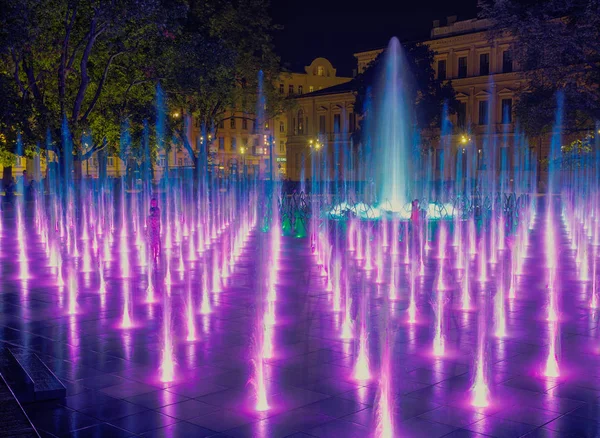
[[279, 122, 285, 133], [230, 117, 236, 129], [279, 83, 284, 94], [242, 118, 248, 130], [479, 53, 489, 76], [107, 157, 114, 167], [298, 85, 303, 95], [502, 50, 513, 73], [219, 119, 225, 129], [178, 158, 183, 166], [477, 149, 485, 170], [288, 84, 294, 95], [219, 137, 224, 150], [253, 120, 257, 133], [458, 56, 467, 78], [319, 115, 326, 134], [309, 86, 314, 93], [435, 149, 444, 171], [231, 137, 237, 151], [333, 114, 341, 133], [298, 110, 304, 134], [317, 66, 324, 76], [349, 113, 356, 132], [280, 141, 285, 153], [437, 60, 446, 80], [478, 100, 489, 125], [501, 98, 513, 123], [457, 102, 467, 128]]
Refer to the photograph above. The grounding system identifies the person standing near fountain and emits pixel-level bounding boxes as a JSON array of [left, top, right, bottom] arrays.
[[148, 197, 161, 260], [411, 199, 420, 227]]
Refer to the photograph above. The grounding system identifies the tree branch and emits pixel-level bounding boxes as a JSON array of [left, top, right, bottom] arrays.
[[71, 16, 98, 124], [59, 4, 77, 116], [175, 128, 197, 162], [81, 137, 108, 160], [80, 51, 124, 123], [10, 50, 26, 96]]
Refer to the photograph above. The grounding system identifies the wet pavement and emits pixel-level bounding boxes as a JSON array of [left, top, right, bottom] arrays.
[[0, 206, 599, 438]]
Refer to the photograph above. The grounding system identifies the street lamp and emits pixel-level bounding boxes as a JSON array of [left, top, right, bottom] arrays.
[[240, 147, 247, 179], [308, 138, 322, 150], [459, 134, 471, 146]]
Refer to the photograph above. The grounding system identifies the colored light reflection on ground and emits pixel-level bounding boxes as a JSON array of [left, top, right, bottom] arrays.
[[1, 190, 597, 437]]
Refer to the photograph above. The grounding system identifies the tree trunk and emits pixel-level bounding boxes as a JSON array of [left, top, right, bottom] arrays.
[[2, 166, 13, 186], [73, 157, 83, 180]]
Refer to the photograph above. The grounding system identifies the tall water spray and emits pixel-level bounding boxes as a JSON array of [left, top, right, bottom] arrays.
[[371, 38, 412, 211]]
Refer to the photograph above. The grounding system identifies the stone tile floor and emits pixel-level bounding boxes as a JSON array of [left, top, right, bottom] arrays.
[[1, 209, 599, 437]]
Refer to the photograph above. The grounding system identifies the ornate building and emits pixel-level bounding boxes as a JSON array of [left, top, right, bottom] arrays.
[[287, 16, 530, 183], [1, 58, 351, 183], [167, 57, 352, 180]]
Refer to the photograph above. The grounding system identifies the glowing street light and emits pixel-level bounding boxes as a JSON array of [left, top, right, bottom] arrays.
[[308, 138, 322, 150]]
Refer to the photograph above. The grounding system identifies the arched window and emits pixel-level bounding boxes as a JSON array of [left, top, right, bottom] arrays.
[[298, 109, 304, 134]]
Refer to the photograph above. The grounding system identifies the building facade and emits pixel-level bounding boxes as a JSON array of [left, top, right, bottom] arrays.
[[0, 58, 351, 183], [287, 16, 535, 183], [161, 57, 352, 181]]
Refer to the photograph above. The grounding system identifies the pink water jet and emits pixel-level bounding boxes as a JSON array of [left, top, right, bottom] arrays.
[[67, 269, 77, 315], [471, 290, 490, 408], [121, 282, 133, 329], [460, 254, 471, 311], [332, 260, 342, 311], [478, 236, 487, 284], [544, 320, 560, 378], [407, 261, 418, 323], [375, 338, 394, 438], [353, 325, 371, 381], [432, 273, 445, 357], [159, 283, 176, 383], [186, 279, 197, 341], [252, 356, 270, 411], [341, 276, 353, 339], [199, 265, 212, 315]]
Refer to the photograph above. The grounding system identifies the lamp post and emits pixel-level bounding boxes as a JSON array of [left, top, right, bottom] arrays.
[[240, 147, 247, 180]]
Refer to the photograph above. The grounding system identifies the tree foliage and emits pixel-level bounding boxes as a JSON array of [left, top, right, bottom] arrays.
[[0, 0, 284, 173], [0, 0, 183, 161], [352, 42, 458, 144], [481, 0, 600, 137], [164, 0, 287, 168]]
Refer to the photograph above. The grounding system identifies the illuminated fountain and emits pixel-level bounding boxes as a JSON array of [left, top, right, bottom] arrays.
[[493, 261, 507, 338], [353, 279, 371, 381], [121, 280, 133, 329], [471, 289, 490, 408], [159, 275, 175, 383]]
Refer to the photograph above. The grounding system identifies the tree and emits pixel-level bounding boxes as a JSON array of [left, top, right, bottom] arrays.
[[481, 0, 600, 137], [164, 0, 288, 174], [352, 42, 458, 145], [0, 0, 184, 175]]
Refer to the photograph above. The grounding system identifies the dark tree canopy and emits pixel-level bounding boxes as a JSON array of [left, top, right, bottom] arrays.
[[163, 0, 287, 169], [0, 0, 284, 174], [352, 42, 458, 144], [481, 0, 600, 137], [0, 0, 183, 161]]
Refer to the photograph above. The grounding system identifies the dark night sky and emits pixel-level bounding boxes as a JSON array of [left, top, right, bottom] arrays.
[[270, 0, 479, 76]]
